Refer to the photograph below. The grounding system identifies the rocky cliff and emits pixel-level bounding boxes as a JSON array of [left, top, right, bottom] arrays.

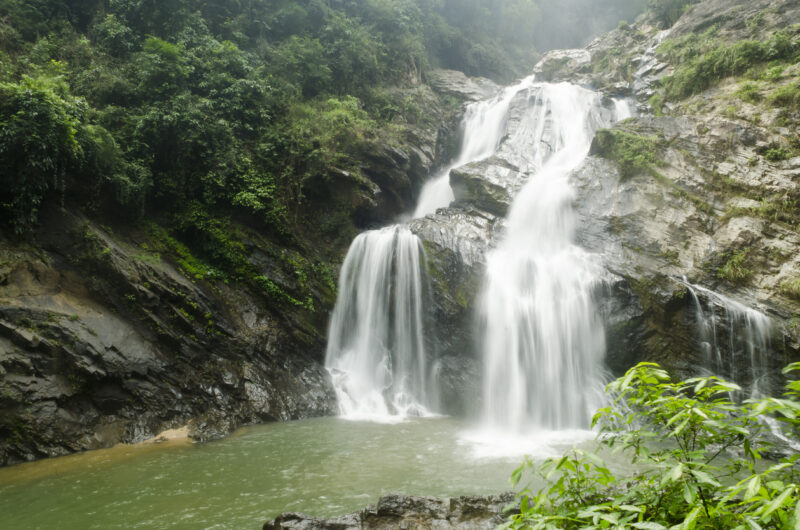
[[412, 0, 800, 415], [0, 78, 469, 466]]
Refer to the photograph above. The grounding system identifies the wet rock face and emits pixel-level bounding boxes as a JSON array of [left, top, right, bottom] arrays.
[[0, 209, 338, 466], [409, 209, 496, 415], [0, 67, 478, 465], [264, 492, 516, 530], [411, 0, 800, 405], [532, 49, 591, 82], [581, 94, 800, 374], [427, 70, 500, 103]]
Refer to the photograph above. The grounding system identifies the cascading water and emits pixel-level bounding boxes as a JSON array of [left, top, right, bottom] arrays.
[[681, 281, 800, 450], [478, 83, 629, 435], [413, 75, 537, 218], [325, 227, 432, 419], [683, 280, 773, 397], [326, 77, 540, 420]]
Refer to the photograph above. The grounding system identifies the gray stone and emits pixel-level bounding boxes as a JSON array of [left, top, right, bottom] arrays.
[[264, 493, 516, 530]]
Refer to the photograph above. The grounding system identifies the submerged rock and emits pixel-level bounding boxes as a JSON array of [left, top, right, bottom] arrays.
[[264, 492, 516, 530]]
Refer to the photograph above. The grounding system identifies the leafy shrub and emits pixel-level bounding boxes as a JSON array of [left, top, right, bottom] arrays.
[[0, 75, 83, 233], [506, 363, 800, 529], [592, 129, 659, 180], [769, 82, 800, 109], [716, 248, 752, 285], [661, 32, 799, 101], [735, 82, 762, 103], [89, 14, 137, 57], [763, 145, 794, 162], [780, 277, 800, 301]]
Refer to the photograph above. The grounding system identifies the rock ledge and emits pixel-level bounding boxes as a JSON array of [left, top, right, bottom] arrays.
[[264, 492, 516, 530]]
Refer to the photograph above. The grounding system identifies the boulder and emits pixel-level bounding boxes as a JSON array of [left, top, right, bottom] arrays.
[[264, 493, 516, 530]]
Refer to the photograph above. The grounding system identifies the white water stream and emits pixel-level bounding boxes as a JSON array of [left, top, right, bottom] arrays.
[[683, 280, 773, 397], [413, 75, 537, 218], [681, 280, 800, 449], [326, 76, 542, 421], [477, 84, 627, 438], [325, 227, 433, 420]]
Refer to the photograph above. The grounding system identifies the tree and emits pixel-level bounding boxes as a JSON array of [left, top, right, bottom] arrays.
[[0, 75, 83, 233]]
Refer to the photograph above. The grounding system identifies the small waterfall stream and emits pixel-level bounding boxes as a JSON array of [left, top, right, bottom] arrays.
[[683, 280, 773, 397], [681, 280, 799, 449], [413, 75, 536, 218]]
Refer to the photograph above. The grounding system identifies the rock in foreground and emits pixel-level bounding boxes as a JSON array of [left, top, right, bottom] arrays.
[[264, 492, 516, 530]]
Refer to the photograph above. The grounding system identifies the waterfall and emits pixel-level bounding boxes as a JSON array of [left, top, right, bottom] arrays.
[[413, 75, 537, 218], [326, 75, 543, 421], [325, 226, 434, 420], [478, 83, 629, 434], [680, 281, 799, 449], [683, 280, 773, 398]]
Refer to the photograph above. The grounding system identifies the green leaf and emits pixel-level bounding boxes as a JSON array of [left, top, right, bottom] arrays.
[[683, 506, 701, 530], [511, 465, 524, 486], [744, 476, 761, 502], [793, 497, 800, 527], [578, 507, 602, 518], [683, 481, 697, 504], [782, 362, 800, 374], [743, 517, 763, 530], [761, 486, 794, 518], [663, 463, 683, 485], [694, 378, 708, 393], [599, 512, 620, 525], [631, 523, 667, 530], [765, 480, 785, 492], [690, 469, 721, 487], [669, 416, 691, 436]]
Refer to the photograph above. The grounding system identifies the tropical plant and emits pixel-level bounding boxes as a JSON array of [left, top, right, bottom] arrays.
[[505, 363, 800, 529]]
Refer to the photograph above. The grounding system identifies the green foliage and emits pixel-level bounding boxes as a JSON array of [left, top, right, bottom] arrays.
[[648, 93, 664, 116], [735, 81, 762, 103], [780, 278, 800, 301], [0, 74, 82, 233], [0, 0, 649, 238], [506, 363, 800, 529], [593, 129, 659, 180], [763, 144, 794, 162], [716, 248, 752, 285], [89, 14, 137, 58], [135, 36, 189, 99], [146, 222, 226, 282], [660, 31, 800, 101], [769, 82, 800, 109]]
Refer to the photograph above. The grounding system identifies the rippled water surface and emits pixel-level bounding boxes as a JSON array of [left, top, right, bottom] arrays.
[[0, 417, 555, 529]]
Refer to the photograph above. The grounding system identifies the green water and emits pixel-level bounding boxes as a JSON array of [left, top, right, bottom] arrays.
[[0, 417, 546, 529]]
